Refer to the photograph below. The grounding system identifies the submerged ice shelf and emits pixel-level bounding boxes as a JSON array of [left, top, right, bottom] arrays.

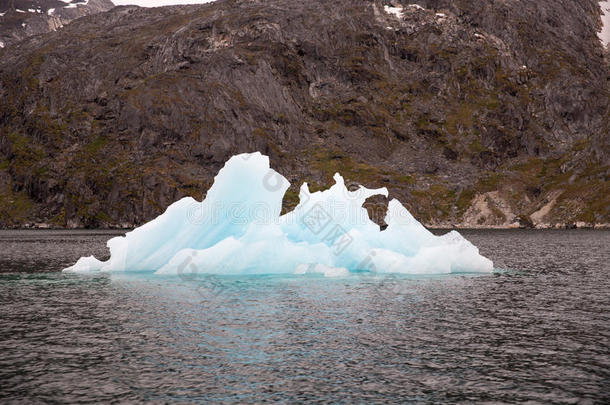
[[64, 152, 493, 276]]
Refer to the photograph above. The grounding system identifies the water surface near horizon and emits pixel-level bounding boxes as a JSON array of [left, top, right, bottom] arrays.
[[0, 229, 609, 403]]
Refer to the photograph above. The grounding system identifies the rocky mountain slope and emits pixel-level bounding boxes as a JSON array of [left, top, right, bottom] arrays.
[[0, 0, 114, 48], [0, 0, 608, 229]]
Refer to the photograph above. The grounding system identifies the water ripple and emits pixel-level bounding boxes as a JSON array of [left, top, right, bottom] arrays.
[[0, 229, 608, 403]]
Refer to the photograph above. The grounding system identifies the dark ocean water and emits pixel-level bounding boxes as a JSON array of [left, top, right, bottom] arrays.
[[0, 229, 608, 403]]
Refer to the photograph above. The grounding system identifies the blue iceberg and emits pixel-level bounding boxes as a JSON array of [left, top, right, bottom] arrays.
[[64, 152, 493, 276]]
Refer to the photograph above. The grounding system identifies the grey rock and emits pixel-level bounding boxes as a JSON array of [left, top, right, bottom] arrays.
[[0, 0, 608, 228]]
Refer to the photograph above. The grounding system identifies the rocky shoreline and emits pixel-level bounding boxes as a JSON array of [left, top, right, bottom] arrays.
[[6, 222, 610, 231]]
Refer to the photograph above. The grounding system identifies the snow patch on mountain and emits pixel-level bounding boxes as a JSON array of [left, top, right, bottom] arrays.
[[407, 4, 424, 11], [383, 5, 403, 18], [600, 1, 610, 47]]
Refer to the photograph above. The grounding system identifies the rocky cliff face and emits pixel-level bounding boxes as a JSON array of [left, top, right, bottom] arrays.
[[0, 0, 608, 229], [0, 0, 114, 48]]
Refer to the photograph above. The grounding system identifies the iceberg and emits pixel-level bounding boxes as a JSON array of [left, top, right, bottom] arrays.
[[64, 152, 493, 276]]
